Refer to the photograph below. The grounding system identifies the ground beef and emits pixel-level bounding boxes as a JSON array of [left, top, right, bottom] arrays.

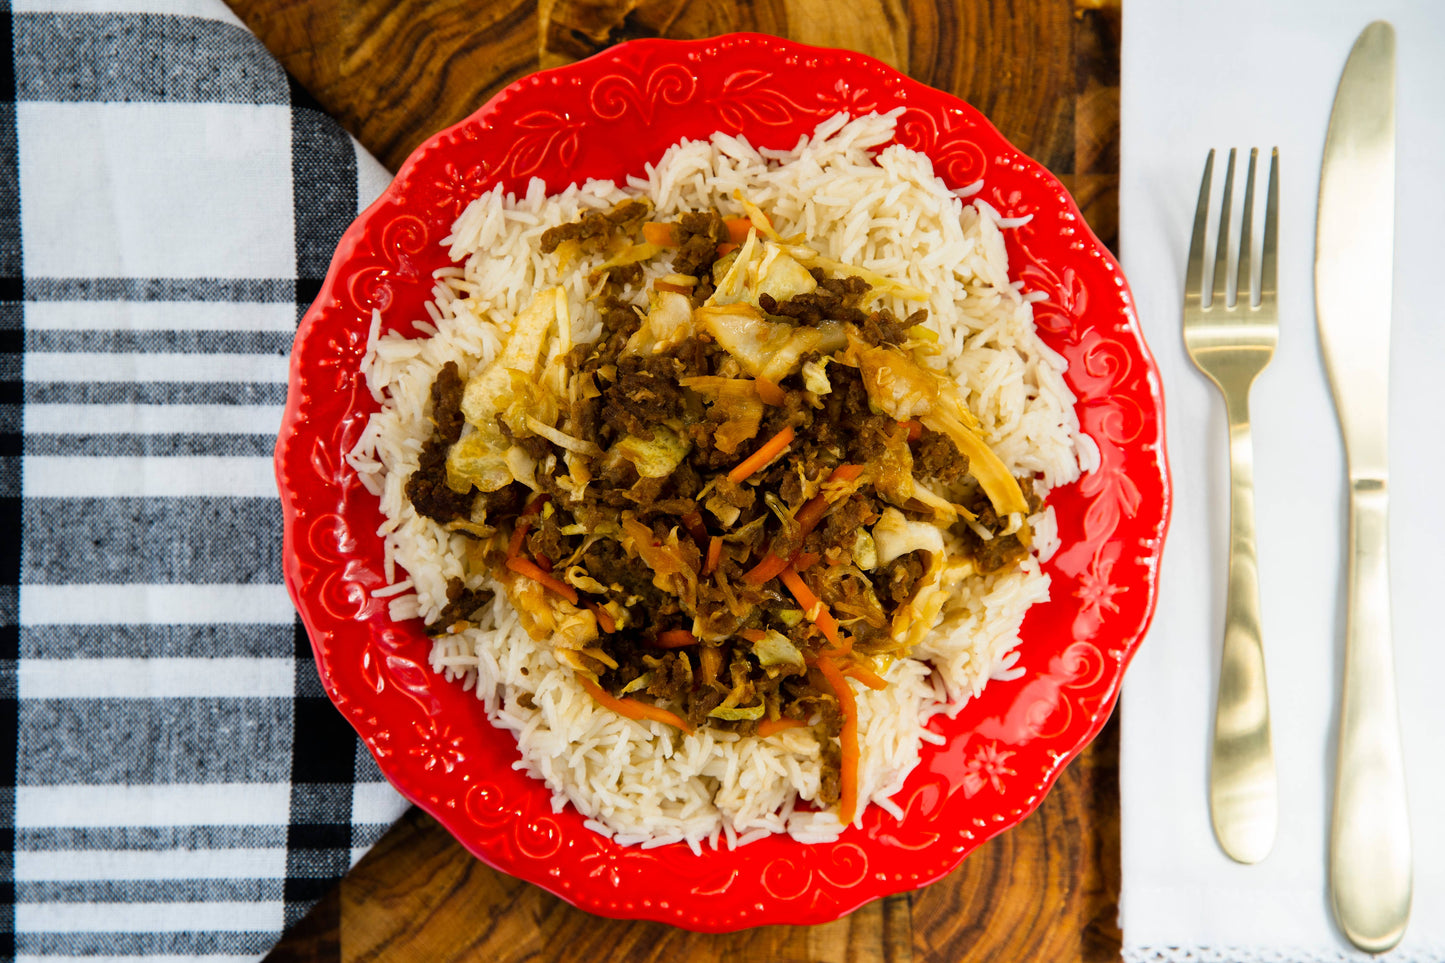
[[644, 650, 694, 704], [404, 362, 477, 523], [684, 684, 727, 729], [538, 198, 649, 255], [582, 538, 678, 629], [956, 483, 1038, 574], [405, 454, 475, 523], [429, 578, 494, 635], [912, 430, 969, 483], [845, 411, 904, 465], [671, 210, 726, 277], [497, 414, 553, 462], [430, 361, 466, 444], [813, 364, 873, 453], [600, 355, 685, 439], [526, 509, 572, 569], [856, 307, 924, 346], [874, 550, 928, 608], [817, 739, 842, 806], [479, 482, 529, 524], [758, 290, 867, 326], [695, 586, 746, 640], [812, 494, 878, 564]]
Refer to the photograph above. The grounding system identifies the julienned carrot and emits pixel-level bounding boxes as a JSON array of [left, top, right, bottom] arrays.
[[505, 557, 579, 605], [588, 602, 616, 634], [716, 242, 739, 257], [506, 520, 531, 559], [842, 660, 887, 691], [534, 552, 551, 571], [577, 674, 693, 733], [523, 493, 550, 515], [705, 535, 723, 575], [754, 376, 787, 406], [642, 222, 677, 246], [815, 657, 859, 823], [655, 280, 692, 295], [724, 217, 753, 244], [655, 629, 697, 649], [743, 551, 791, 585], [756, 717, 808, 738], [779, 565, 840, 647], [727, 425, 795, 484], [901, 420, 923, 441], [792, 463, 865, 535], [739, 628, 767, 643]]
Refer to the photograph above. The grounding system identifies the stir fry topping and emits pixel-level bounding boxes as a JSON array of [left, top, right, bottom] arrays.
[[405, 200, 1042, 810]]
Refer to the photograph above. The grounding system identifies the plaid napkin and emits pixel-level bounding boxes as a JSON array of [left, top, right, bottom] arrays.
[[1, 1, 410, 957]]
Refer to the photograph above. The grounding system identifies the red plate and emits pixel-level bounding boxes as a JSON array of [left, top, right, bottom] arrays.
[[276, 33, 1170, 931]]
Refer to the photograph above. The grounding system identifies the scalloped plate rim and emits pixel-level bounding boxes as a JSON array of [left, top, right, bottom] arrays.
[[275, 32, 1172, 932]]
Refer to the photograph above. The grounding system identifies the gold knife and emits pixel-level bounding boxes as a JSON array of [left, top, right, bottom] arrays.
[[1315, 20, 1412, 954]]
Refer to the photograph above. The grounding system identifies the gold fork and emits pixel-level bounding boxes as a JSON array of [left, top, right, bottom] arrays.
[[1183, 147, 1280, 864]]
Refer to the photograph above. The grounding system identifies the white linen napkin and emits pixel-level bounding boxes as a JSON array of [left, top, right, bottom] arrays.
[[1119, 1, 1445, 960]]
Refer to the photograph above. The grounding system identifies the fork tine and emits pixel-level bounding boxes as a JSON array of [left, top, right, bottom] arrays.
[[1184, 149, 1215, 306], [1212, 148, 1237, 307], [1260, 147, 1280, 304], [1239, 148, 1258, 307]]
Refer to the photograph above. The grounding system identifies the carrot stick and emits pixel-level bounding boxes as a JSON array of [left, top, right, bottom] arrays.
[[587, 602, 616, 634], [757, 717, 808, 738], [754, 376, 787, 406], [727, 425, 795, 484], [716, 242, 739, 257], [654, 629, 697, 649], [779, 565, 840, 647], [739, 628, 767, 643], [901, 420, 923, 442], [842, 660, 888, 691], [506, 520, 531, 559], [534, 552, 551, 571], [743, 551, 791, 585], [705, 536, 723, 576], [815, 657, 859, 823], [642, 222, 677, 246], [793, 463, 864, 535], [505, 557, 579, 604], [723, 217, 753, 243], [577, 675, 693, 733]]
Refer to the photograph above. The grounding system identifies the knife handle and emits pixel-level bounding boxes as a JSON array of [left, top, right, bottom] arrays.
[[1331, 476, 1411, 952], [1209, 393, 1277, 864]]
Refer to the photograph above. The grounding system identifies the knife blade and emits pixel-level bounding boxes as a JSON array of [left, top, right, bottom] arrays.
[[1315, 19, 1412, 954]]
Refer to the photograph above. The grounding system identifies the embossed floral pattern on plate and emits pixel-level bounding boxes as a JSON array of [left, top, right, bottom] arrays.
[[274, 33, 1171, 932]]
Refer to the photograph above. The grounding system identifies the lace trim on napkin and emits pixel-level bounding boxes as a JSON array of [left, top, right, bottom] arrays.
[[1126, 946, 1444, 963]]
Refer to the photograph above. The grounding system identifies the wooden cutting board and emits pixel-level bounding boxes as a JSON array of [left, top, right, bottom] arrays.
[[234, 1, 1123, 959]]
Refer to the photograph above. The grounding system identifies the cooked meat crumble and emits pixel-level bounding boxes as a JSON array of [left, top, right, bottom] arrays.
[[402, 199, 1045, 800]]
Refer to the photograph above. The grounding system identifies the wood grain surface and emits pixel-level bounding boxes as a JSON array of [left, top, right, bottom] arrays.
[[237, 1, 1123, 959]]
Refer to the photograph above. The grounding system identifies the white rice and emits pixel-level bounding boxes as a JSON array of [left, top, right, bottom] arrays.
[[347, 111, 1091, 847]]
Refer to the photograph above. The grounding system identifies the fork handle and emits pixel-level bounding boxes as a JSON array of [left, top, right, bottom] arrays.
[[1209, 391, 1277, 864], [1330, 476, 1411, 951]]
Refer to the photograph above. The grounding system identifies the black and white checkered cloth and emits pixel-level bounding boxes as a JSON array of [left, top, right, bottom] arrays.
[[0, 1, 411, 957]]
